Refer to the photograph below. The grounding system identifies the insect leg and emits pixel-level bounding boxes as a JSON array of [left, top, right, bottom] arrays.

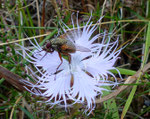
[[40, 52, 48, 61], [67, 54, 71, 64], [40, 47, 54, 61], [54, 52, 63, 80], [61, 52, 71, 64], [63, 53, 73, 86], [57, 52, 63, 70]]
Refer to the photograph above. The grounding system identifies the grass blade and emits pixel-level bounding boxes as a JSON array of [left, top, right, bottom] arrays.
[[121, 21, 150, 119]]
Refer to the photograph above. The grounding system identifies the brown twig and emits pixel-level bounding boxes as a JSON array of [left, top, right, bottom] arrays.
[[51, 0, 61, 19], [95, 62, 150, 103], [1, 62, 150, 104], [10, 96, 23, 119], [0, 19, 149, 46], [0, 66, 28, 92], [40, 0, 46, 41], [81, 0, 87, 12]]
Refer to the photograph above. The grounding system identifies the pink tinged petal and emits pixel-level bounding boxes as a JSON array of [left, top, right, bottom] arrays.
[[60, 13, 104, 53], [17, 13, 122, 114], [71, 69, 109, 110], [17, 39, 63, 75], [35, 51, 62, 74], [34, 72, 72, 106]]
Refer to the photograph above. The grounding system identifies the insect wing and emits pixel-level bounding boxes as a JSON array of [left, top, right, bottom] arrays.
[[76, 45, 91, 52]]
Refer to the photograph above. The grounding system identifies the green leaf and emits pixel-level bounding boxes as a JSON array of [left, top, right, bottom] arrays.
[[121, 21, 150, 119], [19, 106, 34, 119], [103, 87, 119, 119], [110, 67, 136, 75]]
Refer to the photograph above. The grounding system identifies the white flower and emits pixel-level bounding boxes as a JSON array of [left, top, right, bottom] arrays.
[[68, 38, 121, 112], [18, 14, 122, 114], [60, 13, 104, 52]]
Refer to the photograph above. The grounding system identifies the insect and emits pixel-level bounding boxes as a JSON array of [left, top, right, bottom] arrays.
[[42, 34, 91, 75]]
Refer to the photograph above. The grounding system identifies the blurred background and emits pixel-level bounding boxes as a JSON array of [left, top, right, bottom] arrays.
[[0, 0, 150, 118]]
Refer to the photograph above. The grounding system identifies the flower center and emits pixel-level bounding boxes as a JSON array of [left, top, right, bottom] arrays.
[[70, 64, 81, 73], [69, 55, 86, 73]]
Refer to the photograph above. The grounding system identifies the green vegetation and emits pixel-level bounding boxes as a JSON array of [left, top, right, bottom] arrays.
[[0, 0, 150, 118]]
